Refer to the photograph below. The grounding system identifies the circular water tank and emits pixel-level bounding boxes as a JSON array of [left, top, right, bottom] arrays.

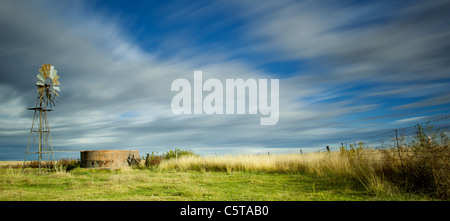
[[80, 150, 140, 169]]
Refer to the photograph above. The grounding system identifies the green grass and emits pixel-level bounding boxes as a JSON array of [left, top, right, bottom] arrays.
[[0, 166, 431, 201]]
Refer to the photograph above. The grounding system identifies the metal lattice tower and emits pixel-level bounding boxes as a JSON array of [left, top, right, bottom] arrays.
[[22, 64, 61, 174]]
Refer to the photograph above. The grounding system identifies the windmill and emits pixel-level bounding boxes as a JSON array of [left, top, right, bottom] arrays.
[[22, 64, 61, 174]]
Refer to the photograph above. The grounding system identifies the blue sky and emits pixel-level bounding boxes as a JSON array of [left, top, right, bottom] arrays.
[[0, 0, 449, 160]]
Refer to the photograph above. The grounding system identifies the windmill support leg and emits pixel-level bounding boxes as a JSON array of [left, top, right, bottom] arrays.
[[23, 98, 55, 174], [22, 110, 37, 174]]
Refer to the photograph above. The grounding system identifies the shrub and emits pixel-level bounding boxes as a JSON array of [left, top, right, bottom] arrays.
[[378, 123, 450, 199], [58, 158, 81, 171], [163, 149, 196, 160], [143, 149, 197, 169], [19, 158, 80, 171], [399, 142, 448, 199], [144, 151, 162, 167]]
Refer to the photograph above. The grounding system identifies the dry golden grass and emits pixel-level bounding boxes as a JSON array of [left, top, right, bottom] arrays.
[[159, 146, 449, 199], [0, 161, 22, 166], [159, 150, 388, 195], [159, 151, 357, 175]]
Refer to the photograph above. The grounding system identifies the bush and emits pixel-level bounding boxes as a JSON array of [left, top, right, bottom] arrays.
[[163, 149, 196, 160], [58, 158, 81, 171], [144, 151, 162, 167], [400, 142, 448, 199], [143, 149, 197, 169], [19, 158, 80, 171], [378, 123, 450, 199]]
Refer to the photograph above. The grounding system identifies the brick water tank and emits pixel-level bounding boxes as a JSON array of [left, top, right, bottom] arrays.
[[80, 150, 140, 169]]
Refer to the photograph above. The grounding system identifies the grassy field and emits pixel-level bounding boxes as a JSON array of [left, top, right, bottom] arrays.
[[0, 166, 428, 201], [1, 145, 447, 201]]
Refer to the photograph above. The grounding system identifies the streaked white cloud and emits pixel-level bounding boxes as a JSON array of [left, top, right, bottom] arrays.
[[0, 0, 449, 160], [395, 116, 428, 124]]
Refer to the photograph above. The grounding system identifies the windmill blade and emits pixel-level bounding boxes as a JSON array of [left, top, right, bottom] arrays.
[[52, 74, 60, 84], [49, 69, 57, 80], [42, 64, 54, 78], [37, 73, 45, 82], [42, 64, 49, 78], [53, 79, 60, 86], [48, 65, 55, 78], [52, 89, 59, 96], [52, 86, 60, 92], [36, 80, 45, 86]]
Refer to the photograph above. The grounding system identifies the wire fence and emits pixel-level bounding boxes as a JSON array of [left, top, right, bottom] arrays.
[[309, 114, 450, 184], [310, 115, 449, 197]]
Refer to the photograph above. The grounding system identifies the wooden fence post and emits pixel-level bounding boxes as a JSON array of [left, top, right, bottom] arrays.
[[395, 129, 404, 170]]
